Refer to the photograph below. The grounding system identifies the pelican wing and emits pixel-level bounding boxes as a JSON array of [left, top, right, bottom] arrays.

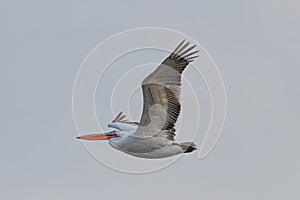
[[133, 41, 198, 140], [108, 111, 138, 132], [111, 111, 138, 125]]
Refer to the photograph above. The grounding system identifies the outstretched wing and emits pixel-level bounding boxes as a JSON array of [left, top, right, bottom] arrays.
[[111, 111, 138, 125], [108, 111, 138, 132], [133, 40, 199, 140]]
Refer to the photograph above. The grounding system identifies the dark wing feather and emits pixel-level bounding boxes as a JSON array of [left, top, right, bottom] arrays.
[[133, 40, 198, 140], [111, 111, 138, 125]]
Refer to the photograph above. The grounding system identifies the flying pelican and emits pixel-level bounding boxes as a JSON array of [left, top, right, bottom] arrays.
[[77, 40, 199, 159]]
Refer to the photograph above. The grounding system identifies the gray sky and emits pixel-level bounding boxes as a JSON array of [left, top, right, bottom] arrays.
[[1, 0, 300, 199]]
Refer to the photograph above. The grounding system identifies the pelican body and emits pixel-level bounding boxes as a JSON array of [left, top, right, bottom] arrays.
[[77, 41, 198, 159]]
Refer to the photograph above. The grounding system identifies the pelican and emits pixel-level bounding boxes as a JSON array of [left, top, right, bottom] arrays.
[[77, 40, 199, 159]]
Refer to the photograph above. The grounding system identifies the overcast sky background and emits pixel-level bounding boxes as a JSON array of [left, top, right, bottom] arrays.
[[1, 0, 300, 199]]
